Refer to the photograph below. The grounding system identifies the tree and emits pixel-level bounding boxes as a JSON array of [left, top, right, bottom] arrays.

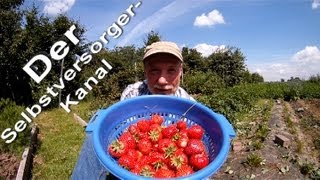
[[0, 0, 32, 104], [251, 72, 264, 83], [207, 47, 246, 87], [182, 47, 205, 73], [143, 30, 161, 47], [0, 2, 87, 105]]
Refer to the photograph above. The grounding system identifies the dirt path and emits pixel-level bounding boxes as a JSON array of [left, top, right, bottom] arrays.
[[212, 100, 318, 180]]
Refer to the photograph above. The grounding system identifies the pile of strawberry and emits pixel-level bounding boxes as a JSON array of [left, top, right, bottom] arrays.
[[107, 114, 210, 178]]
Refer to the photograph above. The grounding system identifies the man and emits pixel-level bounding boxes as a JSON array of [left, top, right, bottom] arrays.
[[71, 41, 194, 179], [121, 41, 194, 101]]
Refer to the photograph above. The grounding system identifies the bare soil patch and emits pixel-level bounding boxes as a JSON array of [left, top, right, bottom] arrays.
[[0, 153, 19, 179]]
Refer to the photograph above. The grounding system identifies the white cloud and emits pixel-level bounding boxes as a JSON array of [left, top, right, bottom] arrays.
[[292, 46, 320, 64], [248, 46, 320, 81], [194, 43, 226, 57], [117, 0, 214, 47], [42, 0, 75, 16], [312, 0, 320, 9], [194, 9, 225, 27]]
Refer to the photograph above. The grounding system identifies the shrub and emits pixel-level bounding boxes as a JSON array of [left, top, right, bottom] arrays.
[[0, 99, 31, 155], [182, 71, 225, 95]]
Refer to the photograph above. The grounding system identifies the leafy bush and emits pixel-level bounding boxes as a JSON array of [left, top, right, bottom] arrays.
[[0, 99, 30, 154], [300, 82, 320, 99], [197, 85, 256, 125], [308, 74, 320, 83], [182, 71, 225, 95]]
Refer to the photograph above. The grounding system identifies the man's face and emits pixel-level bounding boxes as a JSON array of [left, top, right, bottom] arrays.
[[144, 53, 182, 95]]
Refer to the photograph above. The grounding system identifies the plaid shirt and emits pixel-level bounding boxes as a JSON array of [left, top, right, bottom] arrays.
[[120, 80, 195, 101]]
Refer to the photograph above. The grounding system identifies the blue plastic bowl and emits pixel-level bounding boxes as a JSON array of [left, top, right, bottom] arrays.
[[86, 95, 236, 179]]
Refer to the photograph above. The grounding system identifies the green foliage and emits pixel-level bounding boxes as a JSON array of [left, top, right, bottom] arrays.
[[0, 3, 87, 106], [242, 70, 264, 83], [283, 81, 302, 101], [0, 0, 33, 104], [314, 138, 320, 150], [0, 98, 30, 154], [308, 74, 320, 83], [300, 162, 316, 175], [197, 85, 256, 124], [182, 71, 225, 95], [245, 153, 263, 167], [207, 47, 246, 87], [143, 30, 161, 47], [256, 123, 269, 141], [251, 140, 264, 150], [183, 48, 206, 72], [0, 0, 24, 10], [26, 12, 87, 107], [88, 46, 145, 108], [300, 82, 320, 99]]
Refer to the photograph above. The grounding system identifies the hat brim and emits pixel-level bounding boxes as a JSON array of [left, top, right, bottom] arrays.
[[143, 50, 183, 62]]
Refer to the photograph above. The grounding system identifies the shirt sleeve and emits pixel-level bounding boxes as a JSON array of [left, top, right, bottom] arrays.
[[120, 81, 148, 101], [176, 87, 196, 102]]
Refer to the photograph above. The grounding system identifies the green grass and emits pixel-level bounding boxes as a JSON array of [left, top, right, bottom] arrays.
[[32, 101, 92, 179]]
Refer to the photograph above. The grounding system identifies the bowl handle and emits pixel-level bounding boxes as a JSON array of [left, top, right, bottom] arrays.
[[217, 114, 236, 138], [85, 109, 102, 133]]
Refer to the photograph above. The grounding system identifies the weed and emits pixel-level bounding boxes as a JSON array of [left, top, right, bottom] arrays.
[[314, 138, 320, 150], [310, 168, 320, 179], [256, 123, 269, 141], [251, 140, 264, 150], [300, 162, 315, 175], [296, 139, 303, 154], [245, 153, 264, 167]]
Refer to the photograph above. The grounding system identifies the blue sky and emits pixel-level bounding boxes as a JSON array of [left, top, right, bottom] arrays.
[[24, 0, 320, 81]]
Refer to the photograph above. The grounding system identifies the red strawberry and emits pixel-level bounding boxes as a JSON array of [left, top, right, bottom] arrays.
[[176, 165, 194, 177], [184, 139, 206, 155], [149, 151, 166, 170], [162, 124, 178, 139], [128, 124, 139, 135], [187, 125, 204, 139], [139, 164, 156, 177], [154, 167, 175, 178], [126, 149, 142, 161], [137, 119, 150, 132], [131, 163, 147, 176], [138, 138, 152, 155], [152, 143, 159, 152], [131, 165, 141, 175], [179, 129, 188, 137], [148, 129, 163, 144], [170, 149, 188, 169], [137, 131, 148, 140], [177, 120, 187, 130], [158, 139, 177, 158], [118, 155, 135, 170], [138, 155, 152, 166], [189, 153, 209, 170], [149, 151, 165, 164], [119, 131, 136, 149], [150, 114, 164, 125], [175, 132, 189, 148], [108, 140, 128, 158], [149, 123, 162, 132]]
